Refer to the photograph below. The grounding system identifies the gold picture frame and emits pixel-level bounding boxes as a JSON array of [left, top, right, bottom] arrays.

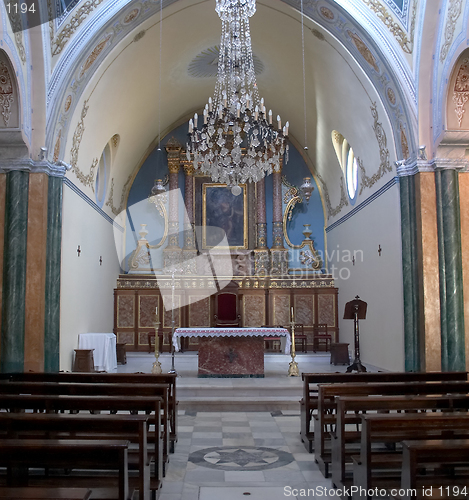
[[202, 183, 248, 249]]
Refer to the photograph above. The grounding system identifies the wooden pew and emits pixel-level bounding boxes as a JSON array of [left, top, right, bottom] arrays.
[[0, 487, 92, 499], [401, 439, 469, 500], [352, 412, 469, 500], [0, 381, 171, 466], [0, 413, 151, 500], [330, 394, 469, 492], [0, 439, 130, 500], [0, 372, 178, 453], [314, 380, 469, 477], [0, 393, 163, 493], [300, 371, 467, 453]]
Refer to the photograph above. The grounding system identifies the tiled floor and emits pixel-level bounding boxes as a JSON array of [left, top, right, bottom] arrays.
[[118, 352, 383, 499]]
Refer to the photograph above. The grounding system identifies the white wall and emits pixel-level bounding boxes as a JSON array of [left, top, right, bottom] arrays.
[[326, 182, 405, 372], [59, 183, 122, 371]]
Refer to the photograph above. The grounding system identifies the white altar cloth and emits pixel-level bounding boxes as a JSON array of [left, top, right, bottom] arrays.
[[78, 333, 117, 372], [172, 327, 291, 354]]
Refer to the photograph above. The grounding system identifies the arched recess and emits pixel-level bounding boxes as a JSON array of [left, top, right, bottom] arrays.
[[0, 50, 20, 130], [446, 49, 469, 131]]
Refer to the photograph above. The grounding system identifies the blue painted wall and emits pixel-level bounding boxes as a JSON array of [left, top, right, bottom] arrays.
[[124, 122, 325, 273]]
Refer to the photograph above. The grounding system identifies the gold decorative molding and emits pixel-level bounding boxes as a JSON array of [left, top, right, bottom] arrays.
[[5, 8, 26, 63], [116, 275, 336, 289], [358, 102, 391, 194], [106, 173, 133, 216], [361, 0, 415, 54], [282, 192, 322, 270], [51, 0, 105, 57], [69, 99, 98, 189], [315, 170, 348, 220], [440, 0, 463, 62], [347, 30, 379, 72]]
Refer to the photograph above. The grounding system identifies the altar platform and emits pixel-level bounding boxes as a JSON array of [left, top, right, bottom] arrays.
[[117, 351, 382, 411]]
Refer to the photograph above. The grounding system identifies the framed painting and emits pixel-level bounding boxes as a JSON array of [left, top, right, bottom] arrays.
[[202, 183, 248, 249]]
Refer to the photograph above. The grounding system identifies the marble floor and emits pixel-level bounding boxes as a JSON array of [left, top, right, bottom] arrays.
[[118, 352, 383, 500]]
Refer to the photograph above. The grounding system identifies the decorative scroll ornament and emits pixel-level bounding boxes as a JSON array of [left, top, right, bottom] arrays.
[[358, 102, 391, 195], [68, 100, 100, 189], [281, 178, 322, 270], [106, 173, 133, 216], [453, 58, 469, 127], [315, 169, 348, 220], [0, 61, 14, 127], [361, 0, 415, 54], [187, 0, 289, 191], [51, 0, 105, 56], [440, 0, 463, 62]]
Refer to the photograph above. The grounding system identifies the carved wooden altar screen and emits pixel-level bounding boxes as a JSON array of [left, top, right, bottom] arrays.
[[114, 275, 338, 352]]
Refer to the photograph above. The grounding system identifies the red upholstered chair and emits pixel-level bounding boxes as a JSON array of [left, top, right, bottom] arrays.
[[213, 281, 241, 327], [291, 323, 307, 353]]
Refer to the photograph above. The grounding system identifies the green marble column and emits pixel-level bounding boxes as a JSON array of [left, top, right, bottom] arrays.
[[1, 170, 29, 372], [435, 168, 465, 371], [399, 175, 421, 372], [44, 175, 63, 372]]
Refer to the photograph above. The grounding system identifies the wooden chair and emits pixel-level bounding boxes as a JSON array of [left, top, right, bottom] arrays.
[[291, 323, 307, 353], [313, 323, 331, 352], [262, 325, 283, 352]]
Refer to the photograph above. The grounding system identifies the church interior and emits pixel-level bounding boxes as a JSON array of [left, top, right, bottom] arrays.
[[1, 0, 469, 497]]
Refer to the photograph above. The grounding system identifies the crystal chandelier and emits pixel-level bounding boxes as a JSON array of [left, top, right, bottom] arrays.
[[187, 0, 289, 193]]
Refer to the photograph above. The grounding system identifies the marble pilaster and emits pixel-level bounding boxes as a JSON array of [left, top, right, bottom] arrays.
[[435, 168, 465, 371], [459, 173, 469, 371], [24, 173, 48, 372], [1, 170, 29, 372], [44, 175, 63, 372], [0, 174, 5, 341], [415, 173, 441, 371], [399, 174, 421, 372]]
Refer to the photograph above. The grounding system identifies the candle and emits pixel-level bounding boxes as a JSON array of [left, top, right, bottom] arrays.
[[155, 306, 158, 316], [291, 306, 294, 322]]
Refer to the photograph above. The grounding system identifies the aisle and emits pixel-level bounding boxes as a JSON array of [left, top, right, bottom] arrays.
[[117, 353, 383, 499]]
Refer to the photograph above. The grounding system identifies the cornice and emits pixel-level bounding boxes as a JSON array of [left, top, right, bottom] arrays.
[[0, 159, 67, 177]]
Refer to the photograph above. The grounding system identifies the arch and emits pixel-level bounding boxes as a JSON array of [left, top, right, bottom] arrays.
[[446, 48, 469, 131], [0, 49, 20, 130]]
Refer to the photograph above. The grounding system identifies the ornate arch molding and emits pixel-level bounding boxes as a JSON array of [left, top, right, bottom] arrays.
[[45, 0, 180, 159], [280, 0, 416, 161]]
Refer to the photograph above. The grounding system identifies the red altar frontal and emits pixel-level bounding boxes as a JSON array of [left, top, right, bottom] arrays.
[[173, 327, 290, 378]]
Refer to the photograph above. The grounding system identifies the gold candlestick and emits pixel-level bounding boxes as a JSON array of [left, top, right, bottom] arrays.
[[288, 320, 300, 377], [152, 315, 162, 374]]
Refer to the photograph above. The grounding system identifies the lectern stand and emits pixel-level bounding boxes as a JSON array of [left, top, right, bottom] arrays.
[[343, 295, 367, 372]]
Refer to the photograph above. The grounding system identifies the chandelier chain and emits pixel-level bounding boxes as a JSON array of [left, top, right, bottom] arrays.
[[187, 0, 289, 189]]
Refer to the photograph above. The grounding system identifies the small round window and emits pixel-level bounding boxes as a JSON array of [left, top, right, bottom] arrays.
[[95, 143, 111, 207]]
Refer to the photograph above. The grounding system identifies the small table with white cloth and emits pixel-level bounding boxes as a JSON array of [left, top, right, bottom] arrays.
[[77, 333, 117, 373]]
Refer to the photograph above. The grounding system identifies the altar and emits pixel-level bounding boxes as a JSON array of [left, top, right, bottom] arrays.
[[172, 327, 291, 378]]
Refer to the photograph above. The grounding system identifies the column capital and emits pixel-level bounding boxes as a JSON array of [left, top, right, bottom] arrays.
[[183, 161, 195, 176], [0, 159, 66, 177]]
